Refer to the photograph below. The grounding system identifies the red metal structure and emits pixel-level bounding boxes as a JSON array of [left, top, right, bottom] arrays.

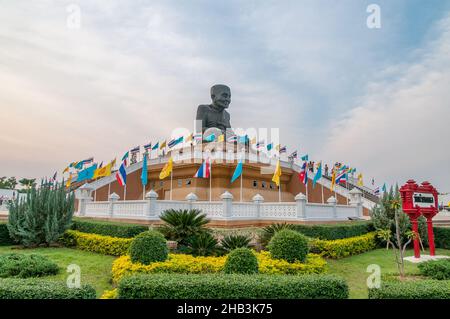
[[400, 180, 439, 258]]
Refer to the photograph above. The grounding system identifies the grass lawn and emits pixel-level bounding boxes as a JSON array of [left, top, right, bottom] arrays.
[[0, 246, 115, 298], [327, 248, 450, 299]]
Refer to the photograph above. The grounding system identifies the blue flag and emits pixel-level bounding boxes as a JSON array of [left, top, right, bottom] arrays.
[[313, 162, 322, 188], [151, 142, 159, 150], [141, 153, 148, 186], [76, 164, 97, 182], [301, 154, 309, 161], [231, 161, 243, 183]]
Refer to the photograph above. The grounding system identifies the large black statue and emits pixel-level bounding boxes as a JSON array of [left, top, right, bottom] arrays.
[[196, 84, 231, 133]]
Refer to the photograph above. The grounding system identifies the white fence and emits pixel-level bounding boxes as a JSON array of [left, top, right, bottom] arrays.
[[76, 186, 364, 222]]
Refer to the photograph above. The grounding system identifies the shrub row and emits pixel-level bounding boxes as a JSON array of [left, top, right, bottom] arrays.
[[118, 273, 349, 299], [309, 232, 377, 259], [434, 227, 450, 249], [61, 230, 132, 256], [368, 280, 450, 299], [418, 259, 450, 280], [111, 252, 327, 283], [71, 218, 149, 238], [0, 278, 96, 299], [293, 221, 374, 240], [0, 253, 59, 278], [0, 223, 13, 246]]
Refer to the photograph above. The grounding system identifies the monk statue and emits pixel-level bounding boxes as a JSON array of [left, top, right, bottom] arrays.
[[196, 84, 232, 134]]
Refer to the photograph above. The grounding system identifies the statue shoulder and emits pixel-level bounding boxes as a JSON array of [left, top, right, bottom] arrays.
[[196, 104, 211, 117]]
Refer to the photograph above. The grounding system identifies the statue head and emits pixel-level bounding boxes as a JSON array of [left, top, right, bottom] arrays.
[[210, 84, 231, 111]]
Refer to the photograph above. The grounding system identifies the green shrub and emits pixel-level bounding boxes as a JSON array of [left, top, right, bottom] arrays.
[[159, 209, 210, 245], [118, 273, 349, 299], [71, 219, 148, 238], [0, 253, 59, 278], [0, 278, 96, 299], [293, 221, 374, 240], [129, 231, 168, 265], [418, 259, 450, 280], [309, 232, 377, 259], [369, 280, 450, 299], [220, 234, 251, 252], [60, 230, 131, 256], [224, 248, 258, 274], [259, 223, 296, 247], [0, 223, 13, 246], [268, 230, 309, 263], [434, 227, 450, 249], [187, 232, 219, 257]]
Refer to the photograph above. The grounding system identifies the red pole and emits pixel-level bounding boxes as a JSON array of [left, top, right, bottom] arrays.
[[411, 219, 421, 258], [427, 218, 436, 256]]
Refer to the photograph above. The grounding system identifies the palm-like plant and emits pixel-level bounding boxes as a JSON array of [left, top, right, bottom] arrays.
[[187, 232, 218, 257], [159, 209, 210, 245], [259, 223, 295, 248], [220, 234, 252, 252]]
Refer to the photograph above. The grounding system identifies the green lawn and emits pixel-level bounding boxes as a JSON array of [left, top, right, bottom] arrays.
[[0, 246, 115, 297], [327, 248, 450, 299]]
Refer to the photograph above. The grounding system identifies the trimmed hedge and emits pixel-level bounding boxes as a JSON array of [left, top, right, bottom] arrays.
[[309, 232, 377, 259], [293, 221, 374, 240], [0, 278, 96, 299], [268, 230, 309, 263], [0, 253, 59, 278], [418, 259, 450, 280], [0, 223, 13, 246], [129, 231, 168, 265], [369, 280, 450, 299], [434, 227, 450, 249], [71, 219, 149, 238], [224, 248, 258, 274], [118, 273, 349, 299], [61, 230, 131, 256]]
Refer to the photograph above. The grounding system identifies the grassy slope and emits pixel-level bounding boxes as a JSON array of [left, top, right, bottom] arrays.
[[0, 246, 115, 298], [326, 248, 450, 299]]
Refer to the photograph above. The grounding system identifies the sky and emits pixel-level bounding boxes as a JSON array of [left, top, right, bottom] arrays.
[[0, 0, 449, 191]]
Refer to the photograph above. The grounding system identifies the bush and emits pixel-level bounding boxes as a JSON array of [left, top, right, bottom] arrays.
[[0, 278, 96, 299], [0, 223, 13, 246], [187, 232, 219, 257], [369, 280, 450, 299], [112, 252, 327, 283], [293, 222, 374, 240], [268, 230, 309, 263], [259, 223, 295, 247], [118, 273, 348, 299], [309, 232, 377, 259], [159, 209, 210, 245], [224, 248, 258, 274], [220, 234, 251, 252], [434, 227, 450, 249], [71, 219, 148, 238], [60, 230, 132, 256], [0, 253, 59, 278], [129, 231, 168, 265], [418, 259, 450, 280]]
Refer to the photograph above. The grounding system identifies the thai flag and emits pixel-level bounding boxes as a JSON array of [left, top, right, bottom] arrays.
[[279, 146, 287, 153], [289, 150, 298, 160], [194, 158, 210, 178], [116, 162, 127, 186], [256, 141, 265, 149], [143, 142, 152, 150], [130, 146, 140, 153], [374, 186, 380, 196], [299, 162, 308, 185], [336, 171, 348, 184]]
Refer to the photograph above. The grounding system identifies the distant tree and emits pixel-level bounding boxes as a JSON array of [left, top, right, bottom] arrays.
[[19, 178, 36, 189], [0, 176, 17, 189]]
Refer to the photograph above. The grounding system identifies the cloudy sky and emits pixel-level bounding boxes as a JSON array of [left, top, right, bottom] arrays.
[[1, 0, 449, 191]]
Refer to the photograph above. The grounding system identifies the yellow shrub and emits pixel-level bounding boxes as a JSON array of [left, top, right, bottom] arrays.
[[62, 230, 132, 256], [100, 289, 118, 299], [309, 232, 377, 259], [112, 252, 327, 283]]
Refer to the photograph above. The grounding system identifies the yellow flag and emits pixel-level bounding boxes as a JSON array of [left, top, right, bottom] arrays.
[[250, 137, 256, 144], [63, 166, 69, 174], [272, 160, 282, 187], [331, 170, 336, 191], [218, 134, 224, 142], [160, 140, 167, 150], [159, 157, 173, 179], [357, 173, 363, 186], [93, 162, 112, 179], [185, 133, 193, 142], [66, 174, 72, 188]]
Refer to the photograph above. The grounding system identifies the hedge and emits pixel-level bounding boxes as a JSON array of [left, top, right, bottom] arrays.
[[118, 273, 349, 299], [0, 223, 13, 246], [309, 232, 377, 258], [0, 253, 59, 278], [293, 221, 374, 240], [0, 278, 96, 299], [71, 219, 149, 238], [369, 280, 450, 299], [418, 259, 450, 280], [434, 227, 450, 249], [61, 230, 132, 256]]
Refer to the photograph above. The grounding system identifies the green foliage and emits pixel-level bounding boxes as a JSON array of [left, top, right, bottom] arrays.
[[418, 259, 450, 280], [268, 230, 309, 263], [7, 181, 74, 247], [129, 231, 168, 265], [223, 248, 258, 274], [159, 209, 210, 245], [18, 178, 36, 190], [220, 234, 251, 252], [259, 223, 296, 248], [293, 222, 374, 240], [0, 253, 59, 278], [71, 219, 149, 238], [309, 232, 378, 258], [0, 223, 13, 246], [0, 278, 96, 299], [434, 227, 450, 249], [187, 232, 219, 257], [0, 177, 17, 189], [368, 280, 450, 299], [118, 273, 349, 299]]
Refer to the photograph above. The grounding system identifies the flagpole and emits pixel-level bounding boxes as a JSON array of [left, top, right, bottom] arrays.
[[209, 158, 212, 202], [305, 180, 309, 203], [124, 184, 127, 201], [278, 183, 281, 202], [170, 171, 173, 201], [321, 181, 324, 204], [108, 181, 111, 199], [240, 169, 243, 202]]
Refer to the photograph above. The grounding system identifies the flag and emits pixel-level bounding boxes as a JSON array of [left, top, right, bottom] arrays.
[[301, 154, 309, 161], [93, 162, 112, 179], [371, 177, 375, 186], [250, 137, 257, 145], [194, 133, 202, 142], [313, 162, 322, 188], [289, 150, 298, 160], [151, 142, 159, 150], [374, 186, 380, 196], [159, 157, 173, 179], [168, 136, 183, 148], [231, 160, 243, 183], [217, 134, 224, 142], [116, 162, 127, 186], [143, 142, 152, 150], [336, 170, 348, 184], [204, 133, 215, 142], [160, 140, 167, 149], [227, 135, 238, 143], [272, 160, 281, 187], [256, 141, 265, 149], [194, 158, 211, 178], [63, 166, 70, 174], [69, 161, 78, 168], [141, 152, 148, 186], [357, 173, 363, 186], [185, 133, 193, 142], [279, 146, 287, 154], [66, 174, 73, 188], [50, 171, 57, 183], [382, 183, 387, 192], [121, 151, 129, 164], [331, 169, 336, 191], [299, 162, 308, 185], [130, 146, 140, 154], [74, 157, 93, 170], [111, 158, 117, 168], [76, 164, 97, 182], [238, 135, 249, 144], [267, 143, 273, 151], [99, 161, 103, 168]]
